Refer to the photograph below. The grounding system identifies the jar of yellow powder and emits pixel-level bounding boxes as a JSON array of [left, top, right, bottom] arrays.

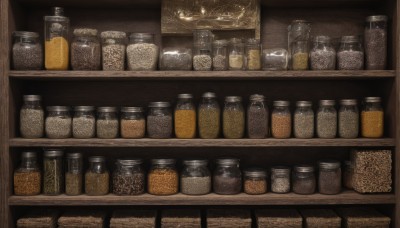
[[361, 97, 384, 138], [174, 94, 196, 139]]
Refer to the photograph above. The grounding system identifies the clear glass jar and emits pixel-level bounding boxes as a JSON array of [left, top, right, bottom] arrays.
[[43, 149, 64, 195], [175, 94, 196, 139], [96, 107, 119, 139], [148, 159, 178, 195], [262, 48, 289, 70], [344, 160, 354, 189], [20, 95, 44, 138], [71, 28, 101, 70], [294, 101, 314, 139], [365, 15, 388, 70], [223, 96, 245, 139], [271, 101, 291, 139], [271, 166, 291, 193], [160, 48, 192, 70], [14, 152, 41, 196], [101, 31, 127, 71], [113, 159, 145, 195], [243, 168, 267, 195], [181, 159, 211, 195], [316, 100, 337, 138], [228, 38, 244, 70], [292, 165, 316, 195], [65, 153, 83, 196], [213, 158, 242, 195], [288, 20, 311, 70], [310, 36, 336, 70], [318, 160, 342, 195], [12, 31, 43, 70], [337, 36, 364, 70], [291, 41, 309, 70], [193, 29, 212, 71], [212, 40, 228, 71], [198, 92, 220, 139], [193, 29, 213, 46], [127, 33, 159, 71], [120, 107, 145, 139], [85, 156, 109, 196], [247, 94, 268, 139], [147, 102, 172, 139], [338, 99, 359, 138], [45, 106, 72, 139], [44, 7, 69, 70], [361, 97, 384, 138], [245, 38, 261, 70], [73, 106, 95, 139]]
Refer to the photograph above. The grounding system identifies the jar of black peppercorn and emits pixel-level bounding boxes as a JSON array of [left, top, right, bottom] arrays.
[[12, 31, 43, 70], [292, 165, 316, 195], [213, 158, 242, 195], [113, 159, 145, 196], [318, 160, 342, 195], [147, 102, 172, 139], [71, 28, 101, 70], [247, 94, 268, 139], [43, 149, 64, 195]]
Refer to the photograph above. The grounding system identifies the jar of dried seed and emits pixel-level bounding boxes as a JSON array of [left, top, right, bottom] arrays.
[[316, 100, 337, 138], [343, 160, 354, 189], [294, 101, 314, 139], [310, 36, 336, 70], [12, 31, 43, 70], [243, 168, 267, 195], [14, 152, 41, 196], [318, 160, 342, 195], [292, 165, 316, 195], [245, 38, 261, 70], [101, 31, 126, 71], [198, 92, 220, 139], [96, 107, 119, 139], [20, 95, 44, 138], [45, 106, 72, 139], [271, 166, 291, 193], [113, 159, 145, 196], [228, 38, 244, 70], [120, 107, 145, 139], [271, 101, 291, 138], [175, 94, 196, 139], [361, 97, 384, 138], [223, 96, 245, 139], [85, 156, 109, 196], [365, 15, 388, 70], [193, 30, 212, 71], [65, 153, 83, 196], [338, 99, 359, 138], [73, 106, 96, 139], [337, 36, 364, 70], [247, 94, 268, 139], [212, 40, 228, 71], [43, 149, 64, 195], [291, 41, 309, 70], [148, 159, 178, 195], [213, 158, 242, 195], [71, 28, 100, 70], [147, 102, 172, 139], [127, 33, 159, 71], [181, 159, 211, 195]]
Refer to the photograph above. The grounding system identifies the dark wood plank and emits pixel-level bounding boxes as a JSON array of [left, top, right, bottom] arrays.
[[394, 0, 400, 227]]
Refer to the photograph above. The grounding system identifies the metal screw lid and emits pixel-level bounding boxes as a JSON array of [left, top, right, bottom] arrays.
[[21, 151, 37, 159], [215, 158, 240, 166], [23, 95, 41, 102], [129, 33, 154, 40], [273, 100, 290, 107], [296, 101, 312, 107], [294, 165, 315, 173], [66, 153, 82, 159], [44, 148, 64, 157], [46, 106, 70, 112], [314, 35, 331, 42], [340, 99, 357, 105], [271, 166, 291, 174], [116, 158, 143, 166], [183, 159, 208, 166], [366, 15, 388, 22], [151, 158, 176, 165], [89, 156, 106, 163], [244, 168, 267, 178], [364, 97, 381, 103], [250, 94, 265, 101], [225, 96, 242, 102], [202, 92, 216, 98], [121, 107, 144, 113], [74, 106, 95, 112], [13, 31, 40, 38], [319, 100, 335, 106], [177, 94, 193, 99], [318, 160, 341, 170], [97, 107, 118, 112], [341, 35, 360, 43], [148, 102, 171, 108]]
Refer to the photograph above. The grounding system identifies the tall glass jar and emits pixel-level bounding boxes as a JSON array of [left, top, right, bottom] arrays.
[[212, 40, 228, 71], [71, 28, 101, 70], [310, 36, 336, 70], [361, 97, 384, 138], [65, 153, 83, 196], [14, 152, 41, 196], [292, 41, 309, 70], [96, 107, 119, 139], [127, 33, 159, 71], [113, 159, 145, 195], [344, 160, 354, 189], [73, 106, 96, 139], [45, 106, 72, 139], [223, 96, 245, 139], [318, 160, 342, 195], [245, 38, 261, 70], [120, 107, 146, 139], [294, 101, 314, 139], [365, 15, 388, 70], [213, 158, 242, 195], [337, 36, 364, 70], [12, 31, 43, 70], [316, 100, 337, 139], [292, 165, 316, 195], [247, 94, 268, 139], [271, 166, 291, 193], [228, 38, 244, 70], [271, 101, 291, 138], [85, 156, 109, 196], [101, 31, 126, 71], [148, 159, 178, 195], [20, 95, 44, 138], [338, 99, 359, 138], [181, 159, 211, 195], [175, 94, 196, 139], [147, 102, 172, 139], [288, 20, 311, 70], [243, 168, 267, 195], [262, 48, 289, 71], [43, 149, 64, 195], [198, 92, 220, 139], [193, 29, 212, 71]]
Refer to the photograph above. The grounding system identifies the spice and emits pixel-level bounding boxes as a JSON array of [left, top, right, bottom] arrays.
[[14, 171, 41, 196], [247, 105, 268, 139], [193, 54, 212, 71], [223, 109, 244, 139], [317, 110, 337, 139], [271, 177, 290, 193], [229, 54, 244, 69], [113, 172, 145, 195], [102, 44, 125, 70], [318, 161, 342, 195], [20, 109, 44, 138], [271, 113, 291, 138], [43, 154, 63, 195], [73, 117, 95, 139], [244, 179, 267, 195], [365, 28, 387, 70], [85, 172, 109, 195], [198, 108, 220, 139], [337, 51, 364, 70], [45, 37, 69, 70], [45, 116, 72, 139], [310, 49, 336, 70], [247, 49, 261, 70], [127, 43, 158, 70], [65, 173, 82, 195], [213, 54, 227, 70], [181, 176, 211, 195], [213, 175, 242, 195], [174, 109, 196, 139], [147, 115, 172, 139], [96, 119, 119, 139], [13, 38, 43, 70], [148, 168, 178, 195], [294, 112, 314, 139], [292, 166, 316, 195], [339, 109, 359, 138], [121, 119, 145, 138], [292, 52, 309, 70], [361, 111, 384, 138]]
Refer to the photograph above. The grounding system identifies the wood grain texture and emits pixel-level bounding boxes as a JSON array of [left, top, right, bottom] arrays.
[[395, 0, 400, 226]]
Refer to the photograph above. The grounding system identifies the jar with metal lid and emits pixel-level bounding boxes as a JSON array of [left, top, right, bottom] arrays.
[[159, 48, 192, 70], [147, 102, 172, 139], [223, 96, 244, 139], [71, 28, 101, 70], [245, 38, 261, 70], [14, 152, 41, 196], [43, 149, 64, 195], [148, 159, 178, 195], [243, 168, 267, 195], [291, 41, 309, 70], [175, 94, 196, 139], [310, 36, 336, 70], [262, 48, 289, 70], [12, 31, 43, 70], [288, 20, 311, 70], [45, 106, 72, 139], [20, 95, 44, 138], [338, 99, 359, 138], [318, 160, 342, 195], [247, 94, 268, 139], [85, 156, 109, 196], [181, 159, 211, 195], [337, 36, 364, 70], [212, 40, 228, 71], [73, 106, 96, 139], [294, 101, 314, 139], [198, 92, 220, 139], [113, 159, 145, 195], [228, 38, 244, 70], [213, 158, 242, 195], [271, 101, 291, 139], [344, 160, 354, 189], [361, 97, 384, 138], [316, 100, 337, 138], [271, 166, 291, 193], [292, 165, 316, 195], [65, 153, 83, 196], [96, 107, 119, 139], [365, 15, 388, 70], [101, 31, 127, 71], [120, 107, 145, 139], [127, 33, 159, 71]]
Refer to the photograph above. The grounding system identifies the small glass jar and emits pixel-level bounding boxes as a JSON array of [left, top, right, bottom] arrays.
[[147, 102, 172, 139], [65, 153, 83, 196], [101, 31, 127, 71], [316, 100, 337, 139], [291, 41, 309, 70], [43, 149, 64, 195], [294, 101, 314, 139], [71, 28, 101, 70], [127, 33, 159, 71], [113, 159, 145, 195], [271, 166, 291, 193], [148, 159, 178, 195], [310, 36, 336, 70], [73, 106, 96, 139], [361, 97, 384, 138], [245, 38, 261, 70], [213, 158, 242, 195], [175, 94, 196, 139], [198, 92, 220, 139], [181, 159, 211, 195], [247, 94, 268, 139], [223, 96, 245, 139], [212, 40, 228, 71], [337, 36, 364, 70], [243, 168, 267, 195], [193, 30, 212, 71], [45, 106, 72, 139], [120, 107, 146, 139], [262, 48, 288, 70], [228, 38, 244, 70], [85, 156, 109, 196], [365, 15, 388, 70], [318, 160, 342, 195], [344, 160, 354, 189], [288, 20, 311, 70], [292, 165, 316, 195], [20, 95, 44, 138], [160, 48, 192, 70], [96, 107, 119, 139], [12, 31, 43, 70], [271, 101, 291, 139], [338, 99, 359, 138], [14, 152, 41, 196]]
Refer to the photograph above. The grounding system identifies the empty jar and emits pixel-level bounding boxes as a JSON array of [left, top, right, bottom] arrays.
[[228, 38, 244, 70], [73, 106, 96, 139], [14, 152, 41, 196], [12, 31, 43, 70], [338, 99, 359, 138], [127, 33, 158, 71], [294, 101, 314, 139], [243, 168, 267, 195], [43, 149, 64, 195], [85, 156, 109, 196], [271, 166, 291, 193], [223, 96, 245, 139], [175, 94, 196, 139], [310, 36, 336, 70], [213, 158, 242, 195], [365, 15, 388, 70], [71, 28, 101, 70], [318, 160, 342, 195], [20, 95, 44, 138], [147, 102, 172, 139], [262, 48, 289, 70], [198, 92, 220, 139], [65, 153, 83, 196], [113, 159, 145, 195], [181, 159, 211, 195], [316, 100, 337, 138], [212, 40, 228, 71], [96, 107, 119, 139], [148, 159, 178, 195], [160, 48, 192, 70], [120, 107, 146, 139], [361, 97, 384, 138], [292, 165, 316, 195], [45, 106, 72, 139], [271, 101, 291, 139], [245, 38, 261, 70], [247, 94, 268, 139], [101, 31, 126, 71], [337, 36, 364, 70]]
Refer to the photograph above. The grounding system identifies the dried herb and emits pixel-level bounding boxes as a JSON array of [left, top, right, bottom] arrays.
[[113, 172, 145, 195]]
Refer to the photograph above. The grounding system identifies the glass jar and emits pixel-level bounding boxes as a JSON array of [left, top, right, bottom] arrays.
[[174, 94, 196, 138], [198, 92, 220, 139], [85, 156, 109, 196], [12, 31, 43, 70], [101, 31, 127, 71], [294, 101, 314, 139], [271, 166, 291, 193], [96, 107, 119, 139], [127, 33, 159, 71], [338, 99, 359, 138], [193, 30, 212, 71], [223, 96, 245, 139], [262, 48, 289, 70], [344, 160, 354, 189], [318, 160, 342, 195], [44, 7, 69, 70], [160, 48, 192, 70], [271, 101, 291, 138], [73, 106, 96, 139], [14, 152, 41, 196], [20, 95, 44, 138], [181, 159, 211, 195], [71, 28, 101, 70], [316, 100, 337, 139], [337, 36, 364, 70], [245, 38, 261, 70], [365, 15, 388, 70], [193, 29, 213, 46], [228, 38, 244, 70], [247, 94, 268, 139], [148, 159, 178, 195], [45, 106, 72, 139], [147, 102, 172, 139], [120, 107, 145, 139], [213, 158, 242, 195], [288, 20, 311, 70], [310, 36, 336, 70], [291, 41, 309, 70], [212, 40, 228, 71], [292, 165, 316, 195], [43, 149, 64, 195], [243, 168, 267, 195], [113, 159, 145, 195], [65, 153, 83, 196], [361, 97, 384, 138]]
